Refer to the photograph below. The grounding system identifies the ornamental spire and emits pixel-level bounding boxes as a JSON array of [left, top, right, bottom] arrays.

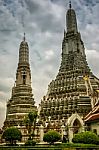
[[66, 1, 78, 33], [23, 32, 25, 41], [19, 33, 29, 64], [69, 1, 72, 9]]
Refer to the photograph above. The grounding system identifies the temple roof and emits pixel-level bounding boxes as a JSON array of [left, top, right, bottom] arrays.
[[85, 101, 99, 122]]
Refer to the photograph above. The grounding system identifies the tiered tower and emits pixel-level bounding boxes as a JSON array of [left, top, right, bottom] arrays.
[[4, 34, 36, 141], [39, 3, 99, 138]]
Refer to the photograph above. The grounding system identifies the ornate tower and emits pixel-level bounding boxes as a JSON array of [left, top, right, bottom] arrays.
[[4, 34, 36, 140], [39, 2, 99, 140]]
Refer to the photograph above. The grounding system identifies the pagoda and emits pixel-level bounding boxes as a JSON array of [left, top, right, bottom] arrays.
[[39, 2, 99, 142], [3, 34, 37, 141]]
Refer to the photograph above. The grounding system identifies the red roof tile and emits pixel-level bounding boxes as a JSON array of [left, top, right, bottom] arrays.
[[85, 102, 99, 122]]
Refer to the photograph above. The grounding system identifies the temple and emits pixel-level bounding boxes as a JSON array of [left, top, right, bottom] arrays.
[[39, 2, 99, 142], [2, 2, 99, 143], [3, 34, 37, 142]]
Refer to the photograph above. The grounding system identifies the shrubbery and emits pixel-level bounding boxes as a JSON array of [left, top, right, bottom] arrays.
[[43, 130, 61, 144], [72, 131, 99, 145], [25, 140, 36, 146], [2, 127, 22, 145]]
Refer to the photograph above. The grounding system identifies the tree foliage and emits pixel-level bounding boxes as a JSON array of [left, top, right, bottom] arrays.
[[24, 111, 37, 139], [43, 130, 61, 144], [2, 127, 22, 145], [72, 131, 99, 145]]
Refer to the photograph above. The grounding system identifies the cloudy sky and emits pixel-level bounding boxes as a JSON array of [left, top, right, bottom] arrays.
[[0, 0, 99, 127]]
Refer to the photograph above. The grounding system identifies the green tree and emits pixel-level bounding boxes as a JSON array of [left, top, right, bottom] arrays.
[[2, 127, 22, 145], [72, 131, 99, 144], [43, 130, 61, 144], [24, 111, 37, 139]]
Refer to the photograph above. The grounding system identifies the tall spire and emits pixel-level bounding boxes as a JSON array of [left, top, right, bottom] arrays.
[[19, 33, 29, 64], [66, 1, 78, 33], [16, 35, 30, 86], [3, 34, 37, 142], [23, 32, 26, 41]]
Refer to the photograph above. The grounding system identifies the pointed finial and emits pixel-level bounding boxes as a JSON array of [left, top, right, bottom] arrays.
[[23, 32, 25, 41], [69, 1, 72, 9]]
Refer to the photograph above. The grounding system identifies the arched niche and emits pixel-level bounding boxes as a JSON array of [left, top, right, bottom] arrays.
[[68, 113, 84, 128], [67, 113, 84, 142]]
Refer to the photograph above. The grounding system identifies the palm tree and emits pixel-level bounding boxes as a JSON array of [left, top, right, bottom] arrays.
[[24, 111, 37, 139]]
